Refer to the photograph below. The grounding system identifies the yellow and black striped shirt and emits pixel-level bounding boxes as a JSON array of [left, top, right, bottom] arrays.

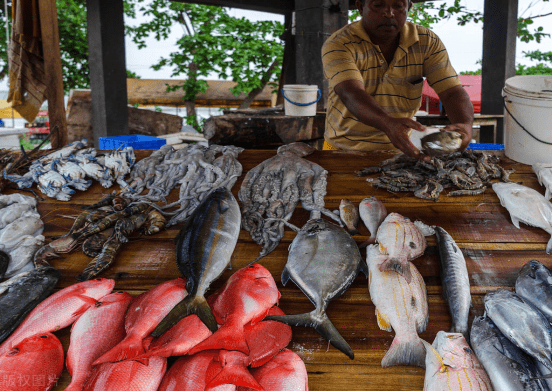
[[322, 21, 460, 151]]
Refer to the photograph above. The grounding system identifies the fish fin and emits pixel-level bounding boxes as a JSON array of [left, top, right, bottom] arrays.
[[378, 258, 412, 284], [381, 335, 426, 369], [92, 335, 145, 365], [358, 258, 369, 278], [151, 295, 218, 337], [265, 311, 354, 360], [547, 237, 551, 254], [206, 362, 263, 390], [281, 267, 290, 286], [421, 339, 446, 374], [71, 296, 98, 317], [511, 216, 522, 229], [376, 308, 392, 332], [188, 323, 249, 355]]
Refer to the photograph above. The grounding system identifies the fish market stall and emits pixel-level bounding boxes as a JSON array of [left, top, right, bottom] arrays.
[[1, 147, 550, 390]]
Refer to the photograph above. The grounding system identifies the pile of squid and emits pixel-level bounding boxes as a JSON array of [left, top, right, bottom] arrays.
[[239, 142, 341, 262], [35, 193, 167, 281], [357, 150, 517, 201], [119, 143, 244, 227], [4, 139, 135, 201]]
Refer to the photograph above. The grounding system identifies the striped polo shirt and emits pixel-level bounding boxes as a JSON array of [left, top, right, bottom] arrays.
[[322, 21, 461, 151]]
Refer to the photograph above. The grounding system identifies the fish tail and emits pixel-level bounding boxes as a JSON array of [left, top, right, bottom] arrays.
[[265, 311, 354, 360], [378, 257, 412, 283], [187, 323, 249, 356], [381, 334, 426, 369], [151, 295, 217, 337], [92, 335, 144, 365], [206, 362, 263, 390]]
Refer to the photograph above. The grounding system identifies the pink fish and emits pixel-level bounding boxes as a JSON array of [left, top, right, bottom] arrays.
[[359, 196, 387, 240], [93, 278, 187, 365], [0, 332, 64, 391], [0, 278, 115, 356], [189, 264, 280, 356], [157, 351, 236, 391], [133, 314, 212, 360], [237, 348, 309, 391], [83, 356, 167, 391], [65, 291, 133, 391], [375, 212, 426, 283], [207, 350, 263, 390]]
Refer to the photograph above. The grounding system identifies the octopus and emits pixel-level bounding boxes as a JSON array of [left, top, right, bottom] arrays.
[[239, 142, 342, 262]]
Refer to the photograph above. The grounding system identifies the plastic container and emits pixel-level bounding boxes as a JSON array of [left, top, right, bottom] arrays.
[[99, 135, 166, 150], [281, 85, 320, 116], [467, 143, 505, 151], [503, 75, 552, 165]]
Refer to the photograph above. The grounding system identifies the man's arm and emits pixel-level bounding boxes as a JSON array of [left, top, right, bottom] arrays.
[[335, 79, 430, 161], [438, 85, 474, 150]]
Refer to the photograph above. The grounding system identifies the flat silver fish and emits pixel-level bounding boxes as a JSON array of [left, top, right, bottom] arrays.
[[359, 196, 387, 239], [265, 218, 367, 359], [420, 131, 463, 157], [152, 187, 241, 336], [339, 199, 360, 235], [471, 314, 549, 391], [434, 226, 471, 340], [516, 260, 552, 323], [484, 289, 552, 370]]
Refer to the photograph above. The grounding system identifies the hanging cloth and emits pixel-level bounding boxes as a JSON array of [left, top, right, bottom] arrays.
[[7, 0, 47, 123]]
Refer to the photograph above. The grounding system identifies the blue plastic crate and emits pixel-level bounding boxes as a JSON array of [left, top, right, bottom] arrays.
[[467, 143, 505, 151], [99, 135, 166, 150]]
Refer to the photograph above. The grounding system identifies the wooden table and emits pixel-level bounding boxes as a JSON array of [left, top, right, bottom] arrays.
[[21, 149, 550, 390]]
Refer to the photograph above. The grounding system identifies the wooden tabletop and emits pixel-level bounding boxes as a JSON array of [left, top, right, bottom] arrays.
[[18, 148, 550, 390]]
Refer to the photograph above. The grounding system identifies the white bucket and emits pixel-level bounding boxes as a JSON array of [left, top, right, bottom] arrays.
[[503, 75, 552, 165], [282, 85, 320, 116]]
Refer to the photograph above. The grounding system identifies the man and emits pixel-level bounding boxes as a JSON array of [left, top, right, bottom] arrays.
[[321, 0, 474, 161]]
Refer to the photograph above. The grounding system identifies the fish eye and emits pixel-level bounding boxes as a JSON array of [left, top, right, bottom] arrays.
[[40, 335, 47, 338], [464, 348, 472, 354]]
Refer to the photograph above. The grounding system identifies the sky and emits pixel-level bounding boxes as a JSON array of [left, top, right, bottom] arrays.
[[124, 0, 552, 79]]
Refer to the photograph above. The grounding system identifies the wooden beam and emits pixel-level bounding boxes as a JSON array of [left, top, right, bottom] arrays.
[[480, 0, 518, 144], [86, 0, 129, 148], [170, 0, 293, 14], [38, 0, 67, 148]]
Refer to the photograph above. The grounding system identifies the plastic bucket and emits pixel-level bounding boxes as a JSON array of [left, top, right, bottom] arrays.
[[281, 85, 320, 116], [503, 75, 552, 165]]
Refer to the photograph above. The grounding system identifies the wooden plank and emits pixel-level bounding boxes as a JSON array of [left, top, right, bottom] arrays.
[[38, 0, 67, 148]]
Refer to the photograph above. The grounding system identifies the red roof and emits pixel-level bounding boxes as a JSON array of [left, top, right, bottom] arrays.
[[420, 75, 481, 114]]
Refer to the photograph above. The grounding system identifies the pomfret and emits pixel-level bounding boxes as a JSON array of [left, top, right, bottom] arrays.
[[152, 186, 241, 336], [65, 291, 133, 391], [492, 182, 552, 253], [516, 260, 552, 323], [359, 196, 387, 240], [420, 130, 463, 157], [0, 332, 64, 391], [471, 314, 549, 391], [0, 277, 113, 356], [265, 218, 367, 359], [434, 226, 471, 340], [367, 244, 428, 368], [0, 266, 61, 344], [339, 199, 360, 235], [188, 263, 280, 356], [484, 288, 552, 370], [422, 332, 492, 391], [375, 212, 426, 283], [94, 278, 187, 365]]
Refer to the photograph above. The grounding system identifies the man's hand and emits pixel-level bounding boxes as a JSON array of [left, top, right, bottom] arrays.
[[382, 117, 431, 161], [442, 123, 473, 150]]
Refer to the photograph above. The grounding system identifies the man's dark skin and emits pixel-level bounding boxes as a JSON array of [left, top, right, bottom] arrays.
[[334, 0, 474, 161]]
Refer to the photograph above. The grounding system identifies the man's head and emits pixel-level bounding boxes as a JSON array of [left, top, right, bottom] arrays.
[[355, 0, 412, 45]]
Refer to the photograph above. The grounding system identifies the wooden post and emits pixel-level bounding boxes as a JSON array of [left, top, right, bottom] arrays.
[[86, 0, 129, 148], [38, 0, 68, 148], [480, 0, 518, 144]]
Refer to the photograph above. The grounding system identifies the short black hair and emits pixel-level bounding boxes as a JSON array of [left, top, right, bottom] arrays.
[[361, 0, 412, 5]]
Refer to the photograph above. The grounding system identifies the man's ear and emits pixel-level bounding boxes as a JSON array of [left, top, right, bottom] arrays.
[[407, 0, 413, 12], [355, 0, 364, 14]]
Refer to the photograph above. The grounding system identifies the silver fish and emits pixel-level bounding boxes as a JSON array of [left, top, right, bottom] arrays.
[[471, 314, 549, 391], [0, 266, 61, 343], [5, 235, 45, 279], [420, 131, 463, 157], [516, 260, 552, 324], [264, 218, 367, 359], [0, 211, 44, 251], [434, 226, 471, 340], [359, 196, 387, 239], [484, 289, 552, 370], [339, 199, 360, 235], [0, 202, 35, 230], [0, 193, 37, 210], [152, 186, 241, 336]]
